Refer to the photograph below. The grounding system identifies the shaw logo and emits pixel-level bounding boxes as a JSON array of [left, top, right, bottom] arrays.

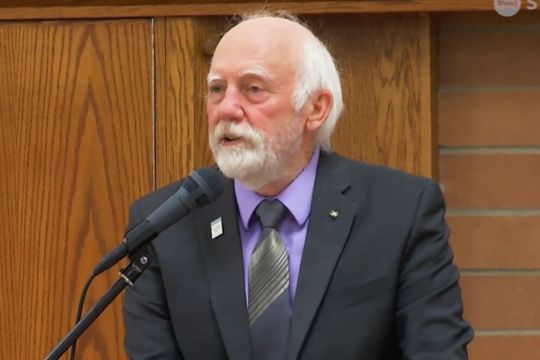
[[494, 0, 538, 17]]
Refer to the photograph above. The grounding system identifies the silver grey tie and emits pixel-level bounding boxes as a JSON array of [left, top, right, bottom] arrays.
[[249, 199, 289, 360]]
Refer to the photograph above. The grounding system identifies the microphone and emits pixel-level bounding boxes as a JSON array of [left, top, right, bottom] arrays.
[[93, 167, 223, 276]]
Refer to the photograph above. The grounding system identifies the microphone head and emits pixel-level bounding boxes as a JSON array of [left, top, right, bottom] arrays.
[[183, 167, 224, 208]]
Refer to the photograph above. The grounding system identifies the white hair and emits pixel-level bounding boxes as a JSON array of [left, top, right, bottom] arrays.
[[293, 36, 343, 150]]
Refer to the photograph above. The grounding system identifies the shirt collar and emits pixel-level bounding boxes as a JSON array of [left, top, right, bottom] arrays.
[[235, 147, 320, 229]]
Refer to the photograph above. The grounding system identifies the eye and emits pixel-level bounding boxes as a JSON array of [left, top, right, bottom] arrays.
[[207, 82, 226, 102], [208, 84, 225, 94], [248, 85, 262, 93], [244, 82, 270, 103]]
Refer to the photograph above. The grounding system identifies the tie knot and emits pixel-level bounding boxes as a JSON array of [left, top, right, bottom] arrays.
[[255, 199, 287, 229]]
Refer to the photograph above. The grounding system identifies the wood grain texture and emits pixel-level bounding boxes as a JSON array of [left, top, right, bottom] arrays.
[[310, 14, 436, 176], [0, 1, 525, 20], [155, 17, 227, 186], [0, 0, 517, 7], [0, 20, 152, 359]]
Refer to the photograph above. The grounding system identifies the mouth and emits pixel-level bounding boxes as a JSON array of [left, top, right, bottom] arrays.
[[220, 135, 244, 147]]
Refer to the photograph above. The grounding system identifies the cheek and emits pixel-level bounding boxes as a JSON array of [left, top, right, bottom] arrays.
[[242, 109, 263, 129], [263, 108, 297, 134], [248, 100, 294, 130]]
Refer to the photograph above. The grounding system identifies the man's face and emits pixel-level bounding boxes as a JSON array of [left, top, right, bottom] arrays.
[[206, 21, 307, 190]]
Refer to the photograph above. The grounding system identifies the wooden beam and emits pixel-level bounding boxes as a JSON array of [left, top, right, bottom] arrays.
[[0, 1, 530, 20]]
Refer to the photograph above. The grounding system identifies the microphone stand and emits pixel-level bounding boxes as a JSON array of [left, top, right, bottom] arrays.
[[44, 250, 152, 360]]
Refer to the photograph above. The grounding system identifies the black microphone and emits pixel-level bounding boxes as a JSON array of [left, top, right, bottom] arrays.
[[93, 167, 223, 276]]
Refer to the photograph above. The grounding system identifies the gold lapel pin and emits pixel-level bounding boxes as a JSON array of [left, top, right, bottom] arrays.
[[329, 209, 339, 220]]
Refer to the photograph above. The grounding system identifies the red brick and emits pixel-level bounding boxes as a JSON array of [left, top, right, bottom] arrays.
[[439, 91, 540, 146], [448, 216, 540, 269], [461, 276, 540, 329], [439, 29, 540, 86], [470, 336, 540, 360], [440, 154, 540, 208]]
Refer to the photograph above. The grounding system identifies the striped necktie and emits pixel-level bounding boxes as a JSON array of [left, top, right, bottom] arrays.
[[249, 199, 290, 360]]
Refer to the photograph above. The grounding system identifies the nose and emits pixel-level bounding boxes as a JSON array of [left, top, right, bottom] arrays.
[[216, 87, 244, 122]]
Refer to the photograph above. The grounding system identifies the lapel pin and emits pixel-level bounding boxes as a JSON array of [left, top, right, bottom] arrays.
[[211, 217, 223, 239], [329, 209, 339, 220]]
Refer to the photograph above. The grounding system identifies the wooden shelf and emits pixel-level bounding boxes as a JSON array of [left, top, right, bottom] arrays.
[[1, 1, 532, 20]]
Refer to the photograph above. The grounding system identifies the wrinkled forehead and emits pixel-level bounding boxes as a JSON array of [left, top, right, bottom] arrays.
[[209, 17, 309, 81]]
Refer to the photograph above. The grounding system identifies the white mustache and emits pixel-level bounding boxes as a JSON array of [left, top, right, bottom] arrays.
[[212, 121, 264, 145]]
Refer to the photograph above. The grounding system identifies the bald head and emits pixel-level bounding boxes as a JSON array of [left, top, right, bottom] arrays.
[[210, 17, 313, 91], [218, 16, 313, 49]]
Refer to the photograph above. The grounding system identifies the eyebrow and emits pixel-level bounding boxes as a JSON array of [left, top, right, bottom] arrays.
[[206, 66, 275, 85], [207, 72, 222, 84], [238, 67, 274, 81]]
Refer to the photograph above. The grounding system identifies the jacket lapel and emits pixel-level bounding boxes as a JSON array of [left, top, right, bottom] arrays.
[[198, 177, 252, 360], [287, 152, 358, 360]]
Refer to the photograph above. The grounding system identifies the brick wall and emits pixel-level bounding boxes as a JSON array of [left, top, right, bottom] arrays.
[[437, 12, 540, 360]]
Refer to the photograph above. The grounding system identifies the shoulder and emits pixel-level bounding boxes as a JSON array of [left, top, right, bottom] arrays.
[[318, 151, 443, 220], [322, 150, 436, 193]]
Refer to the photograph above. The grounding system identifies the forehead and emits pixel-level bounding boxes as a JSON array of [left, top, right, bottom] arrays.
[[209, 18, 305, 82], [209, 41, 298, 83]]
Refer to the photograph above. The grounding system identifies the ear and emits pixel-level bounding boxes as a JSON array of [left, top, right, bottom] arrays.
[[305, 90, 333, 132]]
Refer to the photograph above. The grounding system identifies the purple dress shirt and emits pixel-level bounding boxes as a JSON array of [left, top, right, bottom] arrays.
[[234, 148, 320, 307]]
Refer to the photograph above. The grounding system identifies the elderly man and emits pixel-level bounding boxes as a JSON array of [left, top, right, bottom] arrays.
[[123, 14, 473, 360]]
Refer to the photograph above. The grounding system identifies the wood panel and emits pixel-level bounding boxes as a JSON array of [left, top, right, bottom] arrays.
[[155, 16, 227, 186], [0, 0, 516, 8], [309, 14, 436, 176], [0, 1, 523, 20], [0, 19, 152, 359]]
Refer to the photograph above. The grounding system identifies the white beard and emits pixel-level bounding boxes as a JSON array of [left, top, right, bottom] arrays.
[[209, 118, 303, 191]]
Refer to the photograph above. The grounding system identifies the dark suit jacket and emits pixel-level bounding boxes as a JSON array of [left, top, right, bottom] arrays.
[[123, 151, 473, 360]]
